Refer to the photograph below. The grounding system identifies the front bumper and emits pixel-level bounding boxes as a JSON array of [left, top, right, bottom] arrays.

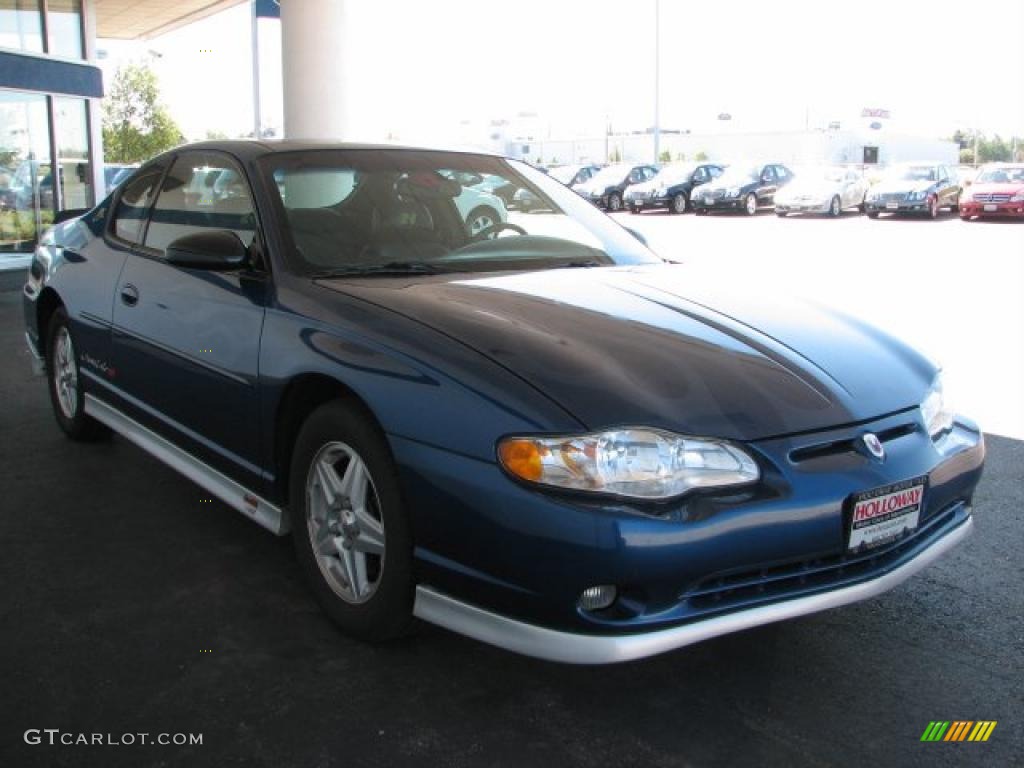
[[415, 511, 973, 664], [628, 195, 672, 211], [865, 199, 931, 214], [776, 200, 830, 214], [692, 196, 744, 211], [397, 411, 984, 662], [959, 201, 1024, 218]]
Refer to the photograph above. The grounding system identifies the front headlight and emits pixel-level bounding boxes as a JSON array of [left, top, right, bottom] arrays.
[[497, 428, 759, 500], [920, 373, 954, 438], [726, 187, 740, 198], [1011, 190, 1024, 201], [908, 190, 927, 201]]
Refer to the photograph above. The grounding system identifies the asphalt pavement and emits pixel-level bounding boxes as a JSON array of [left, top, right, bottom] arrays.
[[1, 237, 1021, 768]]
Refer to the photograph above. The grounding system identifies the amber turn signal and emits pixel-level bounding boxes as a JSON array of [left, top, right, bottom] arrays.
[[498, 439, 544, 482]]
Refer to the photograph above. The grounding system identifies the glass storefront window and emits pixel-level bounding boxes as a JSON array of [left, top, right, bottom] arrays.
[[0, 0, 43, 53], [53, 96, 91, 209], [46, 0, 83, 59], [0, 90, 53, 252]]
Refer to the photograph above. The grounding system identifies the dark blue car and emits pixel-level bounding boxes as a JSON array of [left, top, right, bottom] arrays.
[[23, 141, 985, 663]]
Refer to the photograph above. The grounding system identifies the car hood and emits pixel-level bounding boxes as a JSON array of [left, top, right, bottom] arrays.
[[872, 178, 936, 195], [969, 182, 1024, 195], [703, 177, 758, 194], [777, 179, 842, 198], [318, 265, 934, 441]]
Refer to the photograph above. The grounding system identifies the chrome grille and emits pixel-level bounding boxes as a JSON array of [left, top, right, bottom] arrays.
[[974, 193, 1011, 203]]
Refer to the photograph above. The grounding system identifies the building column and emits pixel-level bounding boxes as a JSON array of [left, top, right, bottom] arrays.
[[280, 0, 351, 140]]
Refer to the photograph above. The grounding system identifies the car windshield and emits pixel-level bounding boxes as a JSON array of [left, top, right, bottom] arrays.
[[655, 165, 697, 184], [587, 164, 630, 186], [977, 166, 1024, 184], [548, 165, 585, 184], [715, 166, 760, 184], [262, 149, 660, 276], [888, 165, 936, 182]]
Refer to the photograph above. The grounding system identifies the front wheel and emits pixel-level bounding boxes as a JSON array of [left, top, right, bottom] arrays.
[[829, 195, 842, 217], [46, 308, 110, 441], [607, 192, 623, 212], [744, 193, 757, 216], [867, 211, 880, 219], [466, 206, 500, 238], [670, 192, 687, 214], [927, 195, 939, 219], [290, 400, 414, 641]]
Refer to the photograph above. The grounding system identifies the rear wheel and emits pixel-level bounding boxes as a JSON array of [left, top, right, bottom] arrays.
[[867, 211, 880, 219], [927, 195, 939, 219], [829, 195, 842, 217], [607, 192, 623, 212], [670, 192, 687, 214], [744, 193, 757, 216], [46, 308, 110, 441], [949, 192, 960, 213], [695, 207, 708, 216], [289, 401, 413, 641], [776, 211, 787, 218]]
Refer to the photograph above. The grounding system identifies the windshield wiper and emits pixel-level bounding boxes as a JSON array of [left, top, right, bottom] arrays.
[[311, 261, 453, 278], [549, 259, 605, 269]]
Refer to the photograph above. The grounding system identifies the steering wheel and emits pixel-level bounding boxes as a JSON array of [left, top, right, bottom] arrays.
[[470, 221, 528, 242]]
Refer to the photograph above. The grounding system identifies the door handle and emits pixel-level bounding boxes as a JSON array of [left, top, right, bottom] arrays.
[[120, 283, 139, 307]]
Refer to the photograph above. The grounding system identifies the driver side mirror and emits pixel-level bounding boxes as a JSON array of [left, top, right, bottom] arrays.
[[165, 230, 249, 270]]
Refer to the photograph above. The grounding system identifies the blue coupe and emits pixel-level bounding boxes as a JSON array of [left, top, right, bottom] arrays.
[[23, 142, 985, 663]]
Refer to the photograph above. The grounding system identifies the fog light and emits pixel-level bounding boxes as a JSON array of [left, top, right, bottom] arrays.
[[578, 585, 617, 611]]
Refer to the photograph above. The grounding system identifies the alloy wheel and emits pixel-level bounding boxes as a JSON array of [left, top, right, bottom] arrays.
[[53, 326, 78, 419], [745, 193, 757, 215], [305, 441, 386, 604]]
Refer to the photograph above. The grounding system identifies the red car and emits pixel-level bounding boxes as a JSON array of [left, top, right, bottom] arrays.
[[959, 163, 1024, 220]]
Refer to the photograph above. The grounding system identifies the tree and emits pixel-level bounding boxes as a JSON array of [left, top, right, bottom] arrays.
[[204, 129, 228, 140], [102, 63, 184, 164], [658, 149, 672, 163], [694, 150, 709, 161]]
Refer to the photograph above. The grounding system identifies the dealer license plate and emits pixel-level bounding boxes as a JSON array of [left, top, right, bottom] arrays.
[[886, 201, 899, 209], [847, 476, 926, 552], [984, 204, 998, 212]]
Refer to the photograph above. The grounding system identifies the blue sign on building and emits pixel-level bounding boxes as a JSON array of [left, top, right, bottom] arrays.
[[255, 0, 281, 19]]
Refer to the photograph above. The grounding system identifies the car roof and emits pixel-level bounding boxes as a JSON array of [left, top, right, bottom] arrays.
[[156, 139, 508, 163]]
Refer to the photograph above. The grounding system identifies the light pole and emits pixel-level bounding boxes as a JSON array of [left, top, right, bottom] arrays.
[[653, 0, 661, 164]]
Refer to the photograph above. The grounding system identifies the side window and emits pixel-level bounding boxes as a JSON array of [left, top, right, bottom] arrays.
[[628, 168, 643, 184], [761, 166, 776, 182], [645, 167, 657, 180], [693, 167, 707, 183], [111, 166, 164, 244], [710, 166, 724, 178], [774, 166, 788, 180], [144, 152, 257, 255]]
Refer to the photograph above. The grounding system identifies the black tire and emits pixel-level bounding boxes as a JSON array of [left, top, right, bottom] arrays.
[[867, 211, 880, 219], [829, 195, 842, 217], [858, 201, 866, 213], [744, 193, 758, 216], [927, 195, 939, 219], [670, 192, 687, 214], [607, 192, 623, 212], [695, 207, 708, 216], [289, 400, 413, 642], [466, 205, 500, 237], [46, 307, 110, 441], [776, 211, 787, 218], [628, 206, 640, 215], [949, 193, 960, 213]]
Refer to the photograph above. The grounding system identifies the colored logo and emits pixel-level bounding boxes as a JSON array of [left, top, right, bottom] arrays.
[[862, 433, 885, 460], [920, 721, 997, 742]]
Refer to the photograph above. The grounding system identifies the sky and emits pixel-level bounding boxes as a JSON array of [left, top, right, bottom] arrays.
[[97, 0, 1024, 146]]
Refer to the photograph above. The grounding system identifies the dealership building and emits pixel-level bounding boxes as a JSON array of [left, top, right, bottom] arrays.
[[0, 0, 324, 278]]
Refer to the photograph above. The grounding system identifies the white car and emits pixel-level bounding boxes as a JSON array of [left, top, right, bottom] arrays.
[[440, 171, 510, 236], [775, 166, 869, 217]]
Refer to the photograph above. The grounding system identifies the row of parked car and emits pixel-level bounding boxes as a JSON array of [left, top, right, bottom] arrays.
[[527, 159, 1024, 221]]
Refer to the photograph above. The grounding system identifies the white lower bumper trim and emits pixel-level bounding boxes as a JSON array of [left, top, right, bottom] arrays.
[[413, 514, 972, 664]]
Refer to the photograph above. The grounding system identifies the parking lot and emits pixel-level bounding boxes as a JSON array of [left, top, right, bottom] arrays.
[[2, 212, 1021, 768]]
